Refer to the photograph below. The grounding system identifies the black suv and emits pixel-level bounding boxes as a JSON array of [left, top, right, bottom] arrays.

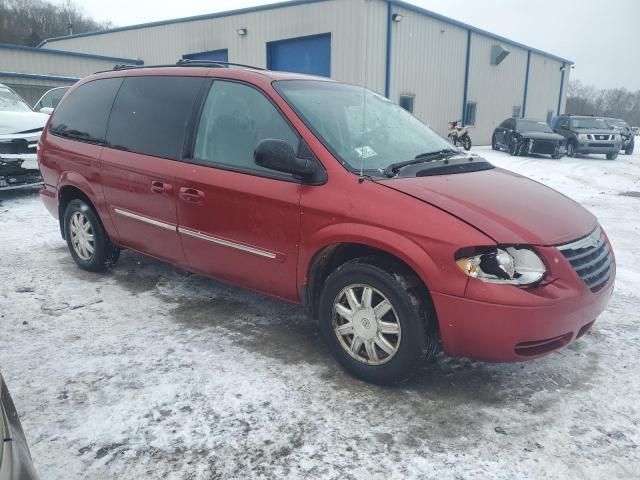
[[604, 117, 634, 155], [550, 115, 622, 160]]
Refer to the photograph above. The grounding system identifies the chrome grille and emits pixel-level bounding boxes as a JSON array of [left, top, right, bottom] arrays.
[[557, 227, 613, 292]]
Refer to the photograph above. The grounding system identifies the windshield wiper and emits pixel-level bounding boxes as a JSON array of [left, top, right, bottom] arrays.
[[383, 149, 459, 177]]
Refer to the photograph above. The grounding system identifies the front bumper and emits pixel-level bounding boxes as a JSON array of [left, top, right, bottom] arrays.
[[0, 155, 42, 191], [576, 139, 622, 154], [432, 241, 616, 362], [522, 138, 564, 156]]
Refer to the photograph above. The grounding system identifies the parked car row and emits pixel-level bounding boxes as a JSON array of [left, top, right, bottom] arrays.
[[490, 113, 634, 160]]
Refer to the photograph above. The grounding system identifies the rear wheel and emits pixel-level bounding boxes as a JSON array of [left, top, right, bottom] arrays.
[[566, 141, 576, 157], [318, 257, 438, 385], [462, 135, 472, 151], [64, 199, 119, 272], [606, 151, 619, 160], [491, 134, 498, 150]]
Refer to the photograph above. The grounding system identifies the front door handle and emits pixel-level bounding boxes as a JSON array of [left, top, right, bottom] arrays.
[[179, 187, 204, 203], [151, 181, 172, 194]]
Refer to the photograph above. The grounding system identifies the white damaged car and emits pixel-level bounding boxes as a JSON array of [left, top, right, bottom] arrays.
[[0, 84, 48, 191]]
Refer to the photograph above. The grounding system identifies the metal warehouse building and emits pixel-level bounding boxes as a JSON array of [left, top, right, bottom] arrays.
[[8, 0, 572, 144]]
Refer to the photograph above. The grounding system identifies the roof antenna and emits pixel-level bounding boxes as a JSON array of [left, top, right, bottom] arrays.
[[358, 86, 367, 183], [358, 5, 369, 184]]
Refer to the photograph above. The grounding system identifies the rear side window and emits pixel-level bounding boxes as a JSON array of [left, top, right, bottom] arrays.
[[106, 76, 206, 160], [50, 78, 122, 143]]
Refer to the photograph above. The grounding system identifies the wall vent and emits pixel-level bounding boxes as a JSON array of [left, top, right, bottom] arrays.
[[491, 45, 510, 65]]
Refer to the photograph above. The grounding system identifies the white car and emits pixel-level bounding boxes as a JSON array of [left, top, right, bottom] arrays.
[[0, 84, 48, 190], [33, 86, 70, 115]]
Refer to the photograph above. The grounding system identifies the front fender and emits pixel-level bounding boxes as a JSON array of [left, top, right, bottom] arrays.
[[299, 222, 468, 297]]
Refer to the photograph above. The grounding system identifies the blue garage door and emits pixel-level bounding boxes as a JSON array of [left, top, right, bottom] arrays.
[[267, 33, 331, 77], [182, 49, 228, 62]]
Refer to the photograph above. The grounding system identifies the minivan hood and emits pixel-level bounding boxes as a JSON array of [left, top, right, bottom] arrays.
[[379, 167, 596, 245], [0, 111, 48, 135]]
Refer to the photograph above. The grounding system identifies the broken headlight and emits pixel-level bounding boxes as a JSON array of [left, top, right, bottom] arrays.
[[455, 247, 546, 286]]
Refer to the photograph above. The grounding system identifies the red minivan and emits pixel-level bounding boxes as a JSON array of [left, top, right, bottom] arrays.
[[38, 64, 615, 384]]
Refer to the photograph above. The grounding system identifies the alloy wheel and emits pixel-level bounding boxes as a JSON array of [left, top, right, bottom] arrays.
[[332, 284, 401, 365], [69, 211, 95, 261]]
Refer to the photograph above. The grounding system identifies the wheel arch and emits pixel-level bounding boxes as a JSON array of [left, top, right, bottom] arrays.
[[299, 226, 441, 322], [57, 173, 104, 240]]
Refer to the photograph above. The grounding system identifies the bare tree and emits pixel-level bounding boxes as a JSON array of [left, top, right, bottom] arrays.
[[566, 80, 640, 126], [0, 0, 112, 46]]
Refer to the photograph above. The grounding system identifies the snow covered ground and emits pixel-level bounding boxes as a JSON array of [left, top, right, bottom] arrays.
[[1, 146, 639, 479]]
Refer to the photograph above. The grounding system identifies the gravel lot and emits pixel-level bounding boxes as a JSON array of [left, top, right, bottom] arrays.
[[1, 146, 639, 479]]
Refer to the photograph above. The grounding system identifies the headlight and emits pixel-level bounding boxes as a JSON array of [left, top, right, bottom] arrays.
[[577, 134, 588, 140], [455, 247, 546, 286]]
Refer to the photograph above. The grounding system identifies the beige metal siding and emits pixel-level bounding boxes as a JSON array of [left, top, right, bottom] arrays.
[[43, 0, 369, 86], [525, 52, 565, 121], [466, 32, 528, 144], [40, 0, 570, 141], [387, 5, 468, 139], [363, 0, 387, 95], [0, 48, 125, 79]]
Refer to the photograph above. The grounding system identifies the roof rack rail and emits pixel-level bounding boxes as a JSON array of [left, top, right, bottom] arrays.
[[175, 58, 266, 70], [113, 64, 141, 70], [95, 60, 267, 75]]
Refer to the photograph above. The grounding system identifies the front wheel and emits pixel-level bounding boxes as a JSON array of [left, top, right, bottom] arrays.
[[318, 257, 438, 385], [566, 141, 576, 157], [491, 134, 498, 150], [462, 135, 472, 151], [625, 138, 634, 155], [64, 199, 120, 272], [509, 138, 520, 156], [606, 151, 619, 160]]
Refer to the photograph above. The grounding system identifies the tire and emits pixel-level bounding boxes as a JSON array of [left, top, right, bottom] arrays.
[[625, 138, 634, 155], [63, 198, 120, 272], [318, 256, 438, 385], [462, 136, 472, 151], [551, 153, 563, 159], [566, 141, 576, 158], [606, 151, 619, 160], [491, 134, 498, 151], [509, 138, 519, 156]]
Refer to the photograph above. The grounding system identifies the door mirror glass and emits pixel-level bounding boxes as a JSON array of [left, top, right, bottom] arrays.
[[255, 139, 319, 180]]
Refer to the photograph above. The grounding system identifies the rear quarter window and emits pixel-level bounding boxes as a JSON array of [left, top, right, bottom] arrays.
[[106, 76, 206, 160], [50, 78, 123, 143]]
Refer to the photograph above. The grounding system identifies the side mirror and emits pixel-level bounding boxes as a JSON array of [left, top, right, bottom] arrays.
[[255, 139, 324, 183], [39, 107, 54, 115]]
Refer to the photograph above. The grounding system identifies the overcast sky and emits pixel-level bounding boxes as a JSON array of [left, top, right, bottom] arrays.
[[69, 0, 639, 91]]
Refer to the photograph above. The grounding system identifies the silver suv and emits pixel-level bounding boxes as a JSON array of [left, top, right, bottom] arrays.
[[551, 115, 622, 160]]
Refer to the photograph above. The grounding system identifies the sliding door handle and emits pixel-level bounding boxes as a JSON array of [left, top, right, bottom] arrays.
[[179, 187, 204, 203], [151, 181, 172, 194]]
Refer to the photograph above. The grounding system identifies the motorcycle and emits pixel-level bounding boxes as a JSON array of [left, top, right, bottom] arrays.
[[447, 120, 472, 150]]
